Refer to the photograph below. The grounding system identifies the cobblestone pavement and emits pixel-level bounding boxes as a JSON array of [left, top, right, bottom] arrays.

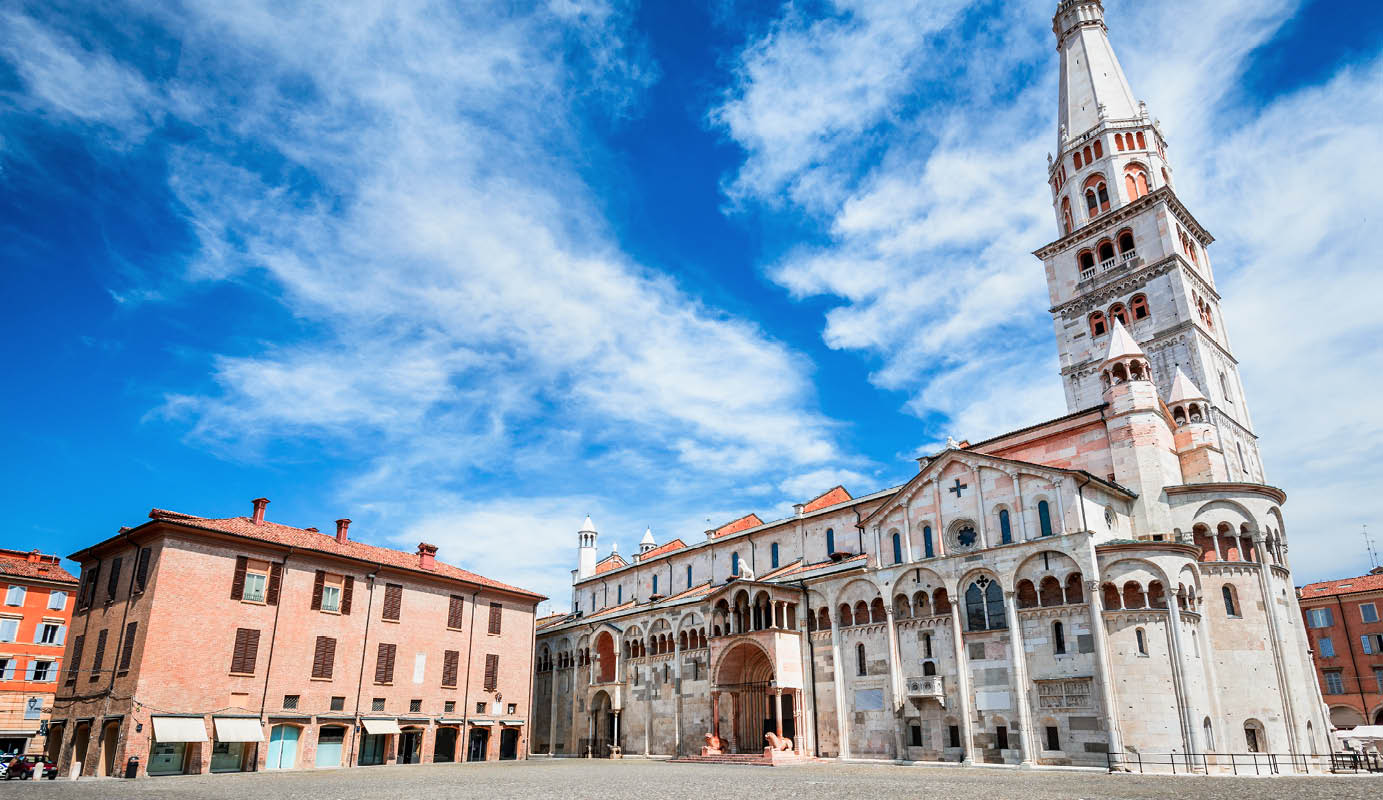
[[1, 759, 1377, 800]]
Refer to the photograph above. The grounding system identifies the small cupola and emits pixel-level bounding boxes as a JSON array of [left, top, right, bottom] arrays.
[[1166, 368, 1209, 427], [639, 527, 656, 554], [1099, 318, 1151, 392]]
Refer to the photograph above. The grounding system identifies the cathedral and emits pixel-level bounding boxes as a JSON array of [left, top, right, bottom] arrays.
[[531, 0, 1329, 767]]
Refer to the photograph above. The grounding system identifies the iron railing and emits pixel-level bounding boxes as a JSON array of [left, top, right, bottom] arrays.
[[1106, 750, 1383, 775]]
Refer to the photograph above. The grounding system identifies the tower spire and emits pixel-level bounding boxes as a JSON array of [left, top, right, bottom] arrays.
[[1053, 1, 1139, 146]]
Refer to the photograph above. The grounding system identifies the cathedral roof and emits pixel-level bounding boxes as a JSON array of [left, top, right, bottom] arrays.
[[802, 485, 852, 513], [1166, 368, 1206, 404], [710, 513, 764, 538], [636, 538, 686, 562], [1101, 318, 1144, 364]]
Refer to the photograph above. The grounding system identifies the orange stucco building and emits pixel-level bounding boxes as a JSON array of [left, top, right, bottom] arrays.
[[0, 548, 78, 756]]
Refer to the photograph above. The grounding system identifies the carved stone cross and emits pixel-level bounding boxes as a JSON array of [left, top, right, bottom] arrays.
[[949, 478, 968, 498]]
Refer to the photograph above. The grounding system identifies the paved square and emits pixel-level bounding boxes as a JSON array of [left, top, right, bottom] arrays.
[[9, 759, 1378, 800]]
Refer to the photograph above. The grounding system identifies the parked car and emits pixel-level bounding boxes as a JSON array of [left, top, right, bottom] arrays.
[[2, 755, 58, 780]]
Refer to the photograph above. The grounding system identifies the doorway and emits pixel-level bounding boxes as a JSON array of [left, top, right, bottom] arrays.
[[44, 726, 63, 763], [315, 727, 345, 768], [467, 727, 489, 762], [358, 733, 386, 766], [72, 725, 90, 774], [98, 723, 119, 777], [433, 727, 458, 763], [398, 730, 422, 764], [265, 725, 299, 770], [499, 728, 519, 760]]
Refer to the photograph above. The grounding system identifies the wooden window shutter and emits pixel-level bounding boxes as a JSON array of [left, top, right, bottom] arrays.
[[311, 570, 326, 610], [341, 576, 354, 615], [383, 583, 403, 621], [106, 556, 123, 600], [118, 621, 138, 672], [442, 649, 459, 687], [80, 562, 101, 609], [90, 628, 108, 681], [134, 548, 152, 592], [375, 643, 397, 683], [231, 628, 260, 674], [266, 562, 283, 606], [488, 602, 502, 635], [483, 653, 499, 691], [65, 635, 84, 686], [448, 595, 464, 629], [230, 556, 248, 600], [312, 636, 336, 679]]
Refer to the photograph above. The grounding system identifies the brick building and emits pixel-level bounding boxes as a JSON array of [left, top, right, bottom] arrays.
[[0, 548, 78, 756], [1299, 567, 1383, 729], [49, 498, 543, 778]]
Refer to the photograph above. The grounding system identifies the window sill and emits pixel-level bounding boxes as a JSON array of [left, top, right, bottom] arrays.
[[380, 618, 400, 624], [374, 682, 393, 687], [229, 672, 255, 678], [446, 627, 463, 633], [310, 676, 334, 682]]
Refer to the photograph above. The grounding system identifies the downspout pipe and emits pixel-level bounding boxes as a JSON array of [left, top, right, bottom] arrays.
[[348, 564, 383, 768], [523, 601, 538, 758], [458, 590, 481, 759], [257, 547, 294, 730]]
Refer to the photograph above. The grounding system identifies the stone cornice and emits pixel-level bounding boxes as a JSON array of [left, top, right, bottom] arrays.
[[1095, 540, 1201, 559], [1034, 187, 1214, 260], [1051, 256, 1220, 318], [1164, 482, 1286, 505]]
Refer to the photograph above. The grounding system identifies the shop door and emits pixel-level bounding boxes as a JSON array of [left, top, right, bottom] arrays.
[[433, 727, 457, 762], [99, 724, 119, 776], [358, 734, 386, 766], [499, 728, 519, 760], [315, 727, 345, 768], [467, 728, 489, 762], [265, 725, 299, 770], [398, 731, 421, 764]]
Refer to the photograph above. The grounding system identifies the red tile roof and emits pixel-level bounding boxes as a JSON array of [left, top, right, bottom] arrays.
[[98, 509, 543, 600], [1299, 571, 1383, 600], [711, 513, 763, 538], [595, 553, 628, 574], [803, 485, 852, 513], [637, 538, 687, 561], [0, 548, 78, 584]]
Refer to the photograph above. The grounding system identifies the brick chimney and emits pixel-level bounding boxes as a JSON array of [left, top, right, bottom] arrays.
[[418, 542, 438, 570], [335, 519, 351, 544], [251, 498, 269, 525], [27, 550, 40, 563]]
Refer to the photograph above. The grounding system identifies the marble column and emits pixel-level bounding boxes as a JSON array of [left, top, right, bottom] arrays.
[[1252, 534, 1301, 753], [883, 605, 906, 759], [973, 464, 989, 547], [774, 688, 785, 738], [1164, 591, 1201, 754], [1084, 579, 1124, 755], [711, 691, 721, 742], [673, 634, 683, 755], [828, 614, 851, 758], [1053, 480, 1066, 534], [1013, 472, 1030, 540], [1003, 591, 1037, 766], [903, 502, 915, 563], [949, 603, 976, 766]]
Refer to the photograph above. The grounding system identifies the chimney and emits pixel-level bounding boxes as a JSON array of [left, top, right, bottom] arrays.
[[335, 519, 351, 544], [305, 527, 319, 533], [793, 503, 806, 518], [417, 542, 438, 570], [251, 498, 269, 525], [27, 550, 40, 563]]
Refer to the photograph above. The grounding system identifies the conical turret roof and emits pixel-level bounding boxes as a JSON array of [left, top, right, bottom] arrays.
[[579, 515, 597, 534], [1166, 368, 1206, 404], [1101, 318, 1145, 365], [640, 527, 656, 546]]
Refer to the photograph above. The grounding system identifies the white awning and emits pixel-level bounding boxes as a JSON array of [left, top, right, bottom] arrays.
[[361, 718, 402, 735], [213, 717, 265, 743], [469, 719, 494, 726], [151, 716, 209, 743], [500, 719, 525, 726]]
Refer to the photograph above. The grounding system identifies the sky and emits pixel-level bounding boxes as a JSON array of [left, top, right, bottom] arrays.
[[2, 0, 1381, 613]]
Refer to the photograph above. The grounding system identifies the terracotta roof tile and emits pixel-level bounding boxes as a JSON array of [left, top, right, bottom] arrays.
[[1299, 571, 1383, 599], [127, 509, 542, 599], [803, 486, 852, 513], [637, 539, 687, 561], [595, 553, 628, 574], [711, 513, 763, 538], [0, 548, 78, 584]]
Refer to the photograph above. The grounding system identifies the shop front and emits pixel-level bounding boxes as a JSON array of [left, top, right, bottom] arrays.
[[498, 721, 523, 760], [358, 718, 401, 766], [433, 724, 460, 762], [467, 721, 492, 761], [210, 717, 263, 772], [315, 725, 347, 768], [149, 716, 209, 776]]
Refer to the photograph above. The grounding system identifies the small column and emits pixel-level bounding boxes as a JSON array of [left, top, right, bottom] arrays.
[[828, 613, 851, 758], [613, 710, 621, 756], [1003, 591, 1037, 767], [933, 479, 948, 557], [547, 666, 558, 755], [973, 464, 988, 547], [1013, 472, 1030, 540], [774, 687, 785, 738], [903, 501, 915, 563], [1252, 533, 1301, 753], [792, 690, 804, 754], [1164, 591, 1200, 754], [711, 691, 721, 741], [1085, 579, 1124, 755], [873, 524, 883, 568], [728, 692, 739, 753], [949, 602, 976, 766], [883, 605, 907, 760], [1053, 480, 1066, 534], [673, 632, 683, 755]]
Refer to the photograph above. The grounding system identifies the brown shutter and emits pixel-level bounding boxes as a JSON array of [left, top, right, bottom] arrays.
[[341, 576, 354, 615], [375, 643, 397, 683], [106, 557, 123, 600], [80, 562, 101, 609], [231, 628, 260, 674], [90, 629, 108, 681], [488, 602, 502, 635], [65, 635, 84, 686], [231, 556, 248, 600], [311, 570, 325, 610], [118, 621, 138, 672], [448, 595, 464, 629], [267, 562, 283, 606], [134, 548, 152, 592], [382, 583, 403, 621], [483, 653, 499, 691], [312, 636, 336, 679], [441, 649, 459, 687]]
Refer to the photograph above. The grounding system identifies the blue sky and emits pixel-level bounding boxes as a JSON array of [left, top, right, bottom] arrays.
[[2, 0, 1381, 612]]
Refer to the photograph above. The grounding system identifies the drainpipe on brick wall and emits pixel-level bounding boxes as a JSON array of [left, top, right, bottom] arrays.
[[458, 590, 480, 760], [348, 565, 382, 768], [1336, 594, 1369, 717], [257, 547, 293, 729], [523, 602, 537, 758], [797, 581, 821, 757]]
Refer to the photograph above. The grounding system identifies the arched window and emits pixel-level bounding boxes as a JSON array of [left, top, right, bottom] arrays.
[[965, 576, 1006, 631], [838, 603, 852, 626], [1083, 145, 1092, 164], [617, 586, 623, 604], [1038, 501, 1054, 537], [652, 575, 658, 595], [1115, 133, 1125, 151], [1135, 627, 1148, 655], [687, 565, 693, 588], [1079, 249, 1096, 278], [771, 542, 779, 569], [730, 552, 740, 576], [856, 643, 867, 676], [1204, 718, 1215, 751], [922, 660, 936, 676], [1124, 163, 1150, 200], [1136, 131, 1147, 149], [825, 528, 835, 555], [1085, 187, 1098, 214], [1093, 139, 1103, 159], [998, 509, 1012, 544], [1097, 240, 1116, 265], [892, 532, 903, 564], [1220, 372, 1232, 402], [1098, 182, 1109, 211], [1061, 197, 1074, 234], [1117, 229, 1135, 255], [1244, 721, 1264, 753], [1073, 150, 1082, 169], [1109, 303, 1128, 326], [1053, 621, 1066, 655], [923, 526, 934, 559], [1089, 311, 1107, 337], [1130, 294, 1149, 320], [1222, 584, 1239, 618]]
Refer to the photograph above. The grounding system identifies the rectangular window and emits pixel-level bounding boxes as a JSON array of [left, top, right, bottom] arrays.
[[771, 543, 779, 569], [47, 591, 68, 610], [65, 635, 84, 685], [375, 643, 397, 684], [283, 694, 300, 710], [0, 657, 14, 681], [1319, 637, 1336, 658], [382, 583, 403, 621], [1325, 671, 1345, 694], [948, 725, 961, 748], [118, 621, 137, 673], [229, 628, 260, 675], [31, 660, 54, 682], [1045, 726, 1060, 751], [106, 556, 123, 600], [923, 633, 932, 659], [1363, 603, 1380, 624], [78, 563, 100, 609], [0, 617, 16, 642], [1364, 634, 1383, 654], [372, 697, 385, 712], [413, 652, 426, 684], [617, 586, 622, 604], [488, 602, 502, 635], [652, 576, 658, 595], [134, 547, 152, 592], [36, 622, 64, 646], [484, 653, 499, 691], [444, 701, 455, 713], [90, 628, 109, 681], [312, 636, 336, 679], [1307, 608, 1335, 628], [687, 565, 693, 588], [476, 702, 486, 714], [996, 726, 1009, 750], [330, 696, 345, 711], [448, 595, 465, 630], [507, 703, 516, 714], [442, 649, 459, 687], [321, 583, 342, 613], [1375, 667, 1383, 694], [235, 557, 270, 604], [4, 585, 25, 606], [409, 699, 422, 713]]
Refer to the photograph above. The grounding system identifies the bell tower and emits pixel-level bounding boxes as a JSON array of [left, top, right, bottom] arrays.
[[1035, 0, 1264, 482]]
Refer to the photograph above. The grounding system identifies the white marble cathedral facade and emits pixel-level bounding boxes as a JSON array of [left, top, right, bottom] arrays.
[[531, 0, 1330, 767]]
